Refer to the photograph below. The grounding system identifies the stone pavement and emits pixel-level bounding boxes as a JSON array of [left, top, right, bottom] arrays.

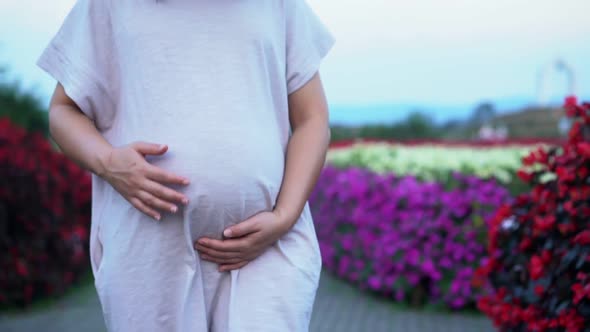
[[0, 270, 495, 332], [310, 271, 495, 332]]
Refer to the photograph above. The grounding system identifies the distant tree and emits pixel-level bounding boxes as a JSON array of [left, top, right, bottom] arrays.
[[470, 102, 496, 126], [402, 111, 436, 139], [330, 110, 444, 142], [330, 125, 358, 142], [358, 124, 393, 139], [441, 119, 463, 131], [0, 66, 48, 136], [438, 119, 467, 140]]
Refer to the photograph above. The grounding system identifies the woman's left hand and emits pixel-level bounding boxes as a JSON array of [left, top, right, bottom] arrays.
[[194, 210, 290, 272]]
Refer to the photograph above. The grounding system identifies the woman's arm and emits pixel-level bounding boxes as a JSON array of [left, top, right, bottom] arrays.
[[48, 83, 190, 220], [49, 83, 115, 176], [272, 72, 330, 231], [194, 73, 330, 271]]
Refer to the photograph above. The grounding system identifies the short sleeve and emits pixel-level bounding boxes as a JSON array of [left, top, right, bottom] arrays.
[[36, 0, 118, 132], [285, 0, 335, 95]]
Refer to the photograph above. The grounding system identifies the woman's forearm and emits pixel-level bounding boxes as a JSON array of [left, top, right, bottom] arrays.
[[48, 93, 112, 177], [48, 85, 189, 219], [273, 117, 330, 231]]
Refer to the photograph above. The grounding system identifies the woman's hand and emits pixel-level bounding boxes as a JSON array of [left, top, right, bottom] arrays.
[[194, 210, 290, 272], [194, 73, 329, 272], [100, 142, 190, 220], [46, 85, 189, 221]]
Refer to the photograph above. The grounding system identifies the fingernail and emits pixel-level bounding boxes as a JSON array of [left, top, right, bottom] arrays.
[[182, 198, 189, 205], [223, 229, 232, 237], [183, 179, 190, 185], [170, 206, 177, 213], [154, 214, 161, 221], [198, 239, 206, 245]]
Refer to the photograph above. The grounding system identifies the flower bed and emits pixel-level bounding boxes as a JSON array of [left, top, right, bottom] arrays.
[[0, 118, 91, 307], [310, 166, 512, 309], [476, 97, 590, 330], [327, 143, 538, 186]]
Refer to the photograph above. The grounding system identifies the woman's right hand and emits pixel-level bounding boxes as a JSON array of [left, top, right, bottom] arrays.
[[99, 141, 190, 221]]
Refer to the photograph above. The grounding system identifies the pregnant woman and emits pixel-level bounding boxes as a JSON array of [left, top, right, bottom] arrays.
[[37, 0, 334, 331]]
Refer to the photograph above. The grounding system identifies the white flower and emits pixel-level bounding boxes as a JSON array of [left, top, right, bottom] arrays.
[[501, 216, 517, 231], [327, 143, 542, 184]]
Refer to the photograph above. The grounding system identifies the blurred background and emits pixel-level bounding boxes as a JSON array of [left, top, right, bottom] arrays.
[[1, 0, 589, 331]]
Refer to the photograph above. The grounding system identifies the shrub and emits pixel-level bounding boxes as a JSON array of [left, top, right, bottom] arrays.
[[0, 118, 91, 307], [0, 72, 49, 137], [310, 166, 511, 309], [475, 97, 590, 331]]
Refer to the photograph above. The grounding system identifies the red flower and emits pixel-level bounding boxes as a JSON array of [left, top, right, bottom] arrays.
[[565, 95, 578, 108], [573, 230, 590, 245], [565, 95, 582, 119], [572, 283, 590, 304], [529, 255, 544, 280], [0, 117, 26, 144], [522, 147, 549, 166], [564, 200, 576, 214], [517, 169, 533, 183], [521, 305, 540, 323], [534, 284, 545, 297], [519, 238, 533, 251], [558, 222, 576, 235], [528, 317, 550, 331], [15, 259, 29, 277], [577, 142, 590, 158], [534, 215, 556, 232], [569, 122, 583, 142], [560, 309, 584, 332], [540, 250, 552, 264], [578, 167, 590, 181], [569, 187, 585, 202], [556, 166, 576, 182]]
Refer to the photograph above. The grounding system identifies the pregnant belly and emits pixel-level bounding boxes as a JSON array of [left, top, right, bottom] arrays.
[[145, 133, 285, 240]]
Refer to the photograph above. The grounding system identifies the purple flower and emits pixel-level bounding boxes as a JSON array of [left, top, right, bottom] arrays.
[[368, 276, 382, 290], [310, 166, 512, 309]]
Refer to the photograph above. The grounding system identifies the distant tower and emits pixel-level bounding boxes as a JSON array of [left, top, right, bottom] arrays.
[[536, 59, 576, 106]]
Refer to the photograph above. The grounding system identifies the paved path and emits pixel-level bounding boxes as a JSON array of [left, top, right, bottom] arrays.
[[0, 270, 495, 332]]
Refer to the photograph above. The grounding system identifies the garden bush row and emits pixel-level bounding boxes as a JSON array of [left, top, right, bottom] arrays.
[[476, 97, 590, 331], [0, 118, 91, 306]]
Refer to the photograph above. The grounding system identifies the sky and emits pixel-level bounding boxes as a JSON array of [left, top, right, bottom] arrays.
[[0, 0, 589, 123]]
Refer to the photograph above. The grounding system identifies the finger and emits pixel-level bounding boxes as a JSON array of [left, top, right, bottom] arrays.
[[195, 244, 242, 259], [223, 218, 260, 238], [131, 141, 168, 156], [129, 197, 161, 221], [143, 179, 189, 205], [200, 254, 242, 265], [219, 261, 249, 272], [145, 164, 190, 186], [197, 238, 250, 252], [137, 190, 179, 214]]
